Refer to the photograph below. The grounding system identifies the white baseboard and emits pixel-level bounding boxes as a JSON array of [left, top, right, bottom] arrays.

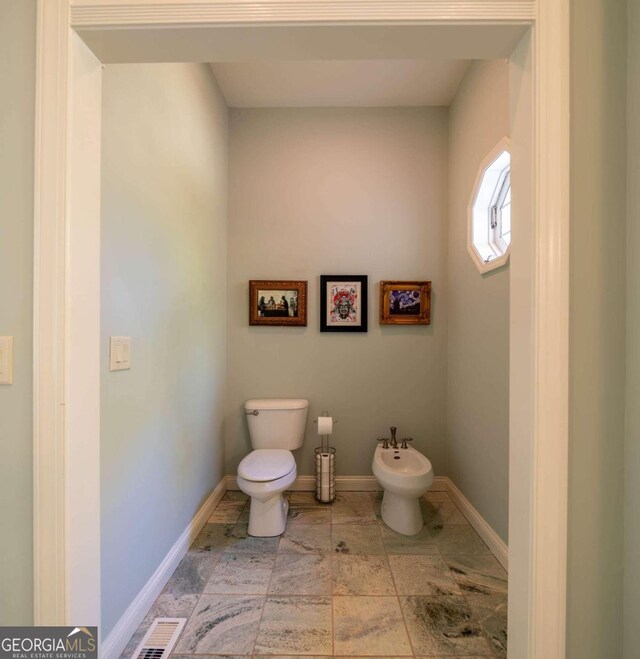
[[442, 477, 509, 570], [101, 478, 227, 659]]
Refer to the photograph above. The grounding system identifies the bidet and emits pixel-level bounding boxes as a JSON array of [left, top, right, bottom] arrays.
[[372, 437, 434, 535]]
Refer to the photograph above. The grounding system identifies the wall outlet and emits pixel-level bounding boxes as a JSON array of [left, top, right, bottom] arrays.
[[109, 336, 131, 371], [0, 337, 14, 385]]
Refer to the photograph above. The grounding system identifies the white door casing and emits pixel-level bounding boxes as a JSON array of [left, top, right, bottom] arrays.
[[33, 2, 569, 657]]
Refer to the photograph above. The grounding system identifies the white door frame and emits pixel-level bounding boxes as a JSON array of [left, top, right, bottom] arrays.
[[33, 1, 569, 657]]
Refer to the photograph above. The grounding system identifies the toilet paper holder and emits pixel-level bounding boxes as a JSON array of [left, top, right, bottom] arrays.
[[315, 411, 337, 503], [313, 412, 338, 425]]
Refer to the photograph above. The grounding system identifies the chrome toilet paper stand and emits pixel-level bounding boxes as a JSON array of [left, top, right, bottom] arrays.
[[314, 411, 337, 503]]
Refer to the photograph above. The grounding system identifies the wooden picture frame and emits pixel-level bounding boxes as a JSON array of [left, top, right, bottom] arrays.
[[379, 280, 431, 325], [320, 275, 368, 332], [249, 280, 308, 326]]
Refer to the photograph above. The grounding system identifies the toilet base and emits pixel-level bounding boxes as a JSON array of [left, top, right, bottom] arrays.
[[381, 490, 424, 536], [247, 494, 289, 537]]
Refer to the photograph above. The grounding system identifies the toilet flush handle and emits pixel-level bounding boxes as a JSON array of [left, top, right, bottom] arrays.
[[400, 437, 413, 449], [246, 410, 259, 416]]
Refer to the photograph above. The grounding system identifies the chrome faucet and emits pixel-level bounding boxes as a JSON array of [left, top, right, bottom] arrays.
[[378, 426, 403, 449], [400, 437, 413, 449]]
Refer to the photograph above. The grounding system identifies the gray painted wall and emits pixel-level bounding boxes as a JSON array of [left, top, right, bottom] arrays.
[[446, 60, 510, 543], [226, 107, 449, 478], [0, 0, 36, 625], [625, 1, 640, 656], [566, 0, 627, 657], [101, 64, 228, 635]]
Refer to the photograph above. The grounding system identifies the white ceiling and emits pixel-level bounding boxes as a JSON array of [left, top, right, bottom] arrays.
[[210, 60, 471, 108]]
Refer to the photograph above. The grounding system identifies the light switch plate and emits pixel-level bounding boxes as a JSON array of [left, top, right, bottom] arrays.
[[0, 336, 14, 385], [109, 336, 131, 371]]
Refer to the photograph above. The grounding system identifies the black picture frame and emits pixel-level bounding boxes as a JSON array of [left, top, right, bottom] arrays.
[[320, 275, 368, 332]]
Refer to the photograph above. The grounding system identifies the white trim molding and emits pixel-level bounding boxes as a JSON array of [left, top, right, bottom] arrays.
[[445, 478, 509, 570], [33, 0, 71, 625], [101, 479, 227, 659], [531, 0, 570, 656], [34, 0, 104, 626], [70, 1, 536, 28]]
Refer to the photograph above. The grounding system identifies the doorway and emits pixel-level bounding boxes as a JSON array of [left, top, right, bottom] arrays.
[[33, 3, 569, 658]]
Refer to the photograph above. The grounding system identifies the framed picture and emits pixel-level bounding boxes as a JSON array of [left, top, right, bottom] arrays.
[[249, 280, 308, 326], [320, 275, 368, 332], [379, 281, 431, 325]]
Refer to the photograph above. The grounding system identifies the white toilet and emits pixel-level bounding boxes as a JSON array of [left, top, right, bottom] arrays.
[[237, 398, 309, 537]]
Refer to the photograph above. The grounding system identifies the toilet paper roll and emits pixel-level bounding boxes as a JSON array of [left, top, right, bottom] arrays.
[[320, 454, 331, 501], [317, 416, 333, 436]]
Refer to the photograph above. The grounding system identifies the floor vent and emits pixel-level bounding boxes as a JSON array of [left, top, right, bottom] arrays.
[[131, 618, 186, 659]]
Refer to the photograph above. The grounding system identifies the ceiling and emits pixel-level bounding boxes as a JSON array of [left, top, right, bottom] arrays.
[[210, 60, 471, 108]]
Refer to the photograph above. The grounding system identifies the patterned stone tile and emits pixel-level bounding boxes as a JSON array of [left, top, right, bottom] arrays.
[[332, 524, 384, 555], [372, 492, 384, 520], [400, 594, 493, 656], [204, 553, 274, 594], [445, 555, 508, 657], [278, 524, 332, 553], [222, 524, 281, 554], [420, 500, 470, 528], [388, 555, 462, 596], [334, 492, 375, 504], [287, 504, 331, 526], [379, 522, 439, 555], [237, 502, 251, 524], [134, 492, 506, 659], [171, 655, 248, 659], [332, 555, 395, 596], [422, 490, 453, 503], [253, 656, 331, 659], [190, 523, 235, 553], [333, 596, 412, 656], [163, 553, 219, 595], [430, 525, 491, 555], [222, 490, 249, 502], [478, 606, 508, 658], [269, 553, 332, 595], [331, 492, 377, 525], [289, 491, 326, 505], [444, 555, 508, 598], [254, 596, 333, 655], [120, 594, 199, 658], [174, 594, 264, 655], [208, 500, 246, 523]]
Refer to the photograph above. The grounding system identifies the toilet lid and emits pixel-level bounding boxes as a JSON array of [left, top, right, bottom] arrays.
[[238, 449, 295, 482]]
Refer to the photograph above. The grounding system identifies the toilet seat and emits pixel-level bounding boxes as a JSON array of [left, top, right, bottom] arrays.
[[238, 449, 295, 482]]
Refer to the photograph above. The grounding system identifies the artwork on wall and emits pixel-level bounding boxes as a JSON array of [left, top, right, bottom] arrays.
[[249, 280, 308, 326], [379, 280, 431, 325], [320, 275, 368, 332]]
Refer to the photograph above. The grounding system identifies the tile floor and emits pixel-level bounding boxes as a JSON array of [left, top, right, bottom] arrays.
[[121, 490, 507, 658]]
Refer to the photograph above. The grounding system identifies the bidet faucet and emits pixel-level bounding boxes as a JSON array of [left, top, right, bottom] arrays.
[[390, 426, 398, 449], [401, 437, 413, 449]]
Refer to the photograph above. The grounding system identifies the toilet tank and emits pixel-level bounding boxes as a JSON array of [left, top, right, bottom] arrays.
[[245, 399, 309, 450]]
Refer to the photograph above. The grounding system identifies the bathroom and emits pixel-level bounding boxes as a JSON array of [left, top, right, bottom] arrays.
[[99, 57, 513, 658]]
